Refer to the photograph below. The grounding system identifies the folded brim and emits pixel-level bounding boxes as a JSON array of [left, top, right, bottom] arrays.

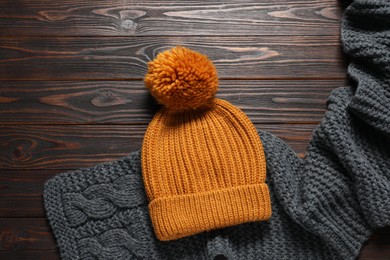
[[148, 183, 272, 241]]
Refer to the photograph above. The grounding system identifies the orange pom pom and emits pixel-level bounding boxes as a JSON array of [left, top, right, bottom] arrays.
[[144, 46, 218, 111]]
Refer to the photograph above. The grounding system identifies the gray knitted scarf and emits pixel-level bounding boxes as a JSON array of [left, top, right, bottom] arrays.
[[43, 0, 390, 259]]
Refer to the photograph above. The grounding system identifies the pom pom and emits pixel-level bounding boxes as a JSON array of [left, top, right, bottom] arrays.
[[144, 46, 218, 111]]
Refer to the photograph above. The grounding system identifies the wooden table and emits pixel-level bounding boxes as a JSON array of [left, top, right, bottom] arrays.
[[0, 0, 389, 259]]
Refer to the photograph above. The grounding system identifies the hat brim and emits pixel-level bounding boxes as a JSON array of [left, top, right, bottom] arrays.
[[148, 183, 272, 241]]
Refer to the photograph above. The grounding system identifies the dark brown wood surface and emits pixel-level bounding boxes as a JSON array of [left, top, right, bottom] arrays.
[[0, 36, 345, 80], [0, 0, 388, 259], [0, 0, 341, 36], [0, 80, 340, 124]]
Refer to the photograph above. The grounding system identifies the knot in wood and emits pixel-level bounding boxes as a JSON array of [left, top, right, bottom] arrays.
[[121, 19, 136, 30], [1, 231, 16, 250]]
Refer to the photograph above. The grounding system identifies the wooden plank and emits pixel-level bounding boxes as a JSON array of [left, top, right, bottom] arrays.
[[359, 228, 390, 260], [0, 219, 56, 252], [0, 80, 343, 124], [0, 124, 144, 170], [0, 218, 389, 260], [0, 218, 59, 259], [0, 124, 315, 170], [0, 251, 58, 260], [0, 0, 341, 37], [0, 36, 345, 80], [0, 170, 55, 217]]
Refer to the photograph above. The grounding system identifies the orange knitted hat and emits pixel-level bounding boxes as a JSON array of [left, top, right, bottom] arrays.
[[142, 46, 272, 241]]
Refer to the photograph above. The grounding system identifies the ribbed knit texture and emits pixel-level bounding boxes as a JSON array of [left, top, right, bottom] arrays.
[[43, 0, 390, 259], [142, 98, 271, 240]]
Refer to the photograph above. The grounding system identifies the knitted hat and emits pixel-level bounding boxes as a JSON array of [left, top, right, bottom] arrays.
[[141, 46, 272, 241]]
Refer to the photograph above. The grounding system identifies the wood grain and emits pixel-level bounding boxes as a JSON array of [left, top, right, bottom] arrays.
[[0, 170, 55, 217], [0, 0, 341, 37], [0, 251, 58, 260], [359, 228, 390, 260], [0, 124, 144, 170], [1, 0, 387, 258], [0, 36, 346, 80], [0, 218, 56, 251], [0, 80, 344, 124], [0, 218, 389, 260], [0, 217, 59, 259], [0, 124, 315, 170]]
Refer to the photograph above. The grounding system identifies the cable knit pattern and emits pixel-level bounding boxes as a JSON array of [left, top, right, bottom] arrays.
[[62, 174, 145, 227], [44, 0, 389, 259], [44, 152, 155, 259]]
